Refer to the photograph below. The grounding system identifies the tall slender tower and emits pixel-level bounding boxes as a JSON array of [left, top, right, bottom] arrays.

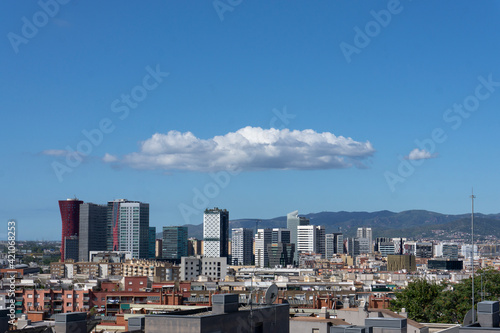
[[203, 207, 229, 259], [79, 202, 107, 262], [59, 198, 83, 262]]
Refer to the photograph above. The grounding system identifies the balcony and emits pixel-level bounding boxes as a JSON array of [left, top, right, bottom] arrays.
[[15, 297, 23, 301]]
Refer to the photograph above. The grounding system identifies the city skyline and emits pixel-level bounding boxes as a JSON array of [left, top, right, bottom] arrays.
[[3, 2, 500, 241]]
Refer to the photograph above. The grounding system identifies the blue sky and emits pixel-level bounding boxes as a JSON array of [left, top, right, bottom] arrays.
[[2, 1, 500, 240]]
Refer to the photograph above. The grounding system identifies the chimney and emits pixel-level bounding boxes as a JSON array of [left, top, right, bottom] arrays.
[[477, 301, 500, 327], [319, 307, 330, 319]]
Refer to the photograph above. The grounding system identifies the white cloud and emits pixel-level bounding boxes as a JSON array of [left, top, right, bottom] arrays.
[[102, 153, 118, 163], [406, 148, 437, 160], [109, 126, 375, 172], [41, 149, 68, 156]]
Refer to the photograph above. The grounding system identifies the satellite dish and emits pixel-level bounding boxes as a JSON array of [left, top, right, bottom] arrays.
[[463, 309, 476, 326], [264, 284, 278, 305]]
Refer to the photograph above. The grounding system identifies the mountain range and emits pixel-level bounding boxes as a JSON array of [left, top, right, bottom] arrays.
[[169, 210, 500, 241]]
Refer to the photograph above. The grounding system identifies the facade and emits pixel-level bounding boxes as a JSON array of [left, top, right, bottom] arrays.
[[255, 228, 272, 268], [272, 228, 291, 244], [231, 228, 253, 266], [116, 201, 150, 259], [297, 225, 316, 255], [428, 259, 463, 270], [356, 227, 373, 254], [347, 237, 360, 257], [387, 254, 416, 272], [203, 208, 229, 259], [64, 236, 79, 262], [59, 198, 83, 261], [149, 227, 156, 259], [162, 226, 188, 260], [180, 256, 228, 281], [267, 242, 295, 267], [188, 238, 202, 256], [316, 225, 326, 258], [122, 259, 177, 282], [435, 243, 459, 260], [325, 232, 344, 258], [378, 242, 396, 256], [78, 203, 107, 262], [287, 210, 309, 264]]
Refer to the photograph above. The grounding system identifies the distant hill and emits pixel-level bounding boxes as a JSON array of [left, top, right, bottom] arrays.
[[179, 210, 500, 241]]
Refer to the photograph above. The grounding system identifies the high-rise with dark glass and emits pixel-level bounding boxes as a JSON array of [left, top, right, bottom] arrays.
[[79, 202, 107, 261], [162, 226, 188, 260], [59, 198, 83, 262]]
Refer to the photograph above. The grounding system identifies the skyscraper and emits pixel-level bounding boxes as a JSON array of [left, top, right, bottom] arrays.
[[297, 225, 316, 255], [272, 228, 291, 244], [149, 227, 156, 259], [315, 225, 326, 258], [59, 198, 83, 262], [255, 228, 272, 267], [116, 200, 150, 259], [203, 207, 229, 258], [231, 228, 253, 265], [356, 227, 373, 254], [162, 226, 188, 260], [287, 210, 309, 264], [325, 232, 344, 258], [79, 202, 107, 262]]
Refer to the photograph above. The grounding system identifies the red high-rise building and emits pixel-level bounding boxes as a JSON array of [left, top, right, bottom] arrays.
[[59, 198, 83, 261]]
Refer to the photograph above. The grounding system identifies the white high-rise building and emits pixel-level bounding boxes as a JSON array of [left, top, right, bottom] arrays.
[[117, 201, 149, 259], [203, 208, 229, 259], [297, 225, 316, 254], [255, 229, 272, 267], [287, 210, 309, 264], [357, 227, 373, 253], [231, 228, 253, 265]]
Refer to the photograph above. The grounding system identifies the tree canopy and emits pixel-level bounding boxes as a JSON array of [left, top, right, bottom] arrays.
[[391, 268, 500, 324]]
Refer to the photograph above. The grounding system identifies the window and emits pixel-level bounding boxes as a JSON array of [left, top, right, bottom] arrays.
[[140, 281, 144, 285], [66, 302, 72, 306], [129, 281, 133, 285], [27, 295, 33, 298], [67, 295, 72, 298], [27, 302, 32, 306], [312, 329, 319, 333]]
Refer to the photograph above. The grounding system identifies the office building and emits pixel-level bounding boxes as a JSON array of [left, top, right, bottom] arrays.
[[272, 228, 291, 244], [347, 237, 360, 257], [59, 198, 83, 261], [78, 203, 107, 262], [378, 242, 396, 256], [428, 259, 463, 271], [64, 235, 79, 262], [387, 254, 416, 272], [231, 228, 253, 266], [287, 210, 309, 264], [325, 232, 343, 258], [109, 200, 150, 259], [297, 225, 316, 255], [267, 243, 295, 267], [162, 226, 188, 260], [203, 208, 229, 259], [357, 227, 372, 253], [435, 243, 459, 260], [149, 227, 156, 259], [255, 228, 272, 267], [315, 225, 326, 258]]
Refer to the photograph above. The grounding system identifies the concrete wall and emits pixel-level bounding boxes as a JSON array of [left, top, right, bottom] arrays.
[[290, 320, 330, 333]]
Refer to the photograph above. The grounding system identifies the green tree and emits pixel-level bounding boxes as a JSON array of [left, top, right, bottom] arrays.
[[391, 278, 446, 322]]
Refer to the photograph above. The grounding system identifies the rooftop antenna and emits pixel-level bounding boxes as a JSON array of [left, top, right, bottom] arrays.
[[471, 188, 476, 323]]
